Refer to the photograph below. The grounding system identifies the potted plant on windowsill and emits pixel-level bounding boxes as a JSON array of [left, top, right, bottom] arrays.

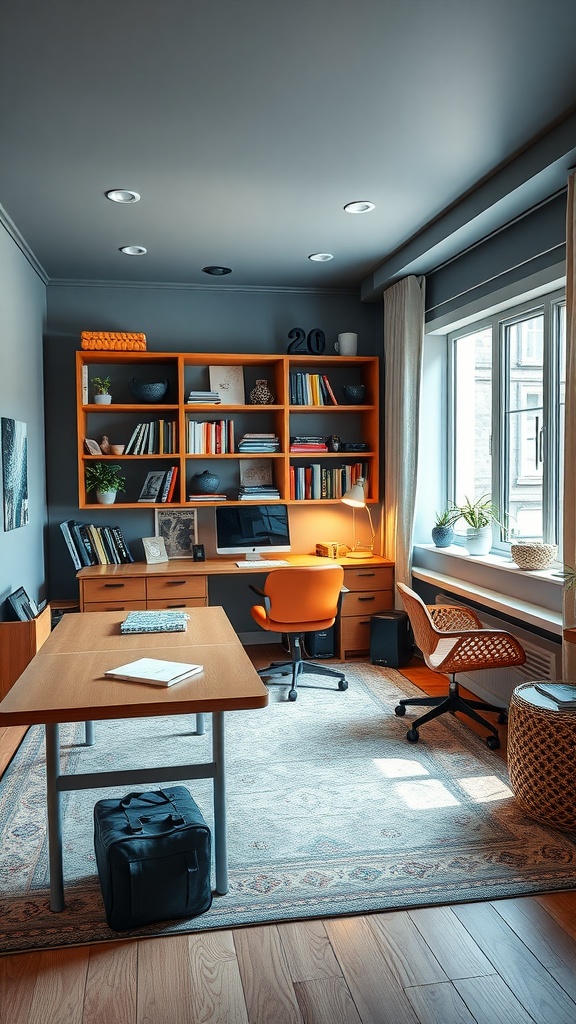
[[91, 376, 112, 405], [454, 495, 503, 556], [431, 508, 460, 548], [85, 462, 126, 505]]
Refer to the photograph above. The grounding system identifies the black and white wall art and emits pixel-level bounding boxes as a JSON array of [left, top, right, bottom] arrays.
[[1, 417, 29, 530]]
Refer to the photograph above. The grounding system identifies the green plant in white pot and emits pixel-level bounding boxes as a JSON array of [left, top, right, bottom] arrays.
[[85, 462, 126, 505], [454, 495, 502, 556], [91, 376, 112, 405]]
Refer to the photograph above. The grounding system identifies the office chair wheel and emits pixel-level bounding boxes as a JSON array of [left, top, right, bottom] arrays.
[[406, 727, 419, 743], [497, 712, 508, 724], [288, 689, 298, 702], [395, 704, 406, 716], [338, 679, 348, 691], [486, 734, 500, 750]]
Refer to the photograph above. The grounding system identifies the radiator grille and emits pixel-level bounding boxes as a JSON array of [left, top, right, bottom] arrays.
[[433, 593, 561, 706]]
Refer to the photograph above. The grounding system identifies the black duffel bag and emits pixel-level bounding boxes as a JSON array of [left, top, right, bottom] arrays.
[[94, 787, 212, 931]]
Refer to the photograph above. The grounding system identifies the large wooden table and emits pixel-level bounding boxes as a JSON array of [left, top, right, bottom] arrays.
[[0, 607, 269, 911]]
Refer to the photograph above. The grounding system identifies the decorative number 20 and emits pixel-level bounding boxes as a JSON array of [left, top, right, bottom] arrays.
[[287, 328, 326, 354]]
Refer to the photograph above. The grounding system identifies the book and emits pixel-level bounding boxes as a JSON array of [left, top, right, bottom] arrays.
[[160, 466, 174, 502], [166, 465, 179, 502], [104, 657, 202, 686], [138, 470, 166, 502], [534, 682, 576, 708], [120, 610, 189, 634], [60, 520, 82, 570], [110, 525, 134, 563]]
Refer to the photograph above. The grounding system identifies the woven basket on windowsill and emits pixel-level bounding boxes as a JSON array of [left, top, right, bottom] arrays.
[[510, 543, 557, 570]]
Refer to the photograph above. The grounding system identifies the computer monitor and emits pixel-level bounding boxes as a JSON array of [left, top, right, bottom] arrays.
[[215, 504, 291, 560]]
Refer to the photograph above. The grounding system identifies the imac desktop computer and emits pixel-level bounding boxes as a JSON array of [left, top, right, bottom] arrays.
[[215, 504, 291, 565]]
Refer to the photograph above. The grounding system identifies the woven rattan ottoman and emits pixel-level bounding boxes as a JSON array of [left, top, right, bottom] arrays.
[[508, 682, 576, 830]]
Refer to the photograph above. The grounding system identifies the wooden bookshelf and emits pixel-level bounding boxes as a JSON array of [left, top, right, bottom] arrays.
[[76, 351, 380, 509]]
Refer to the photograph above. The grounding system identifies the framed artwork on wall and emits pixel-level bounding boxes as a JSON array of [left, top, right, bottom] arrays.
[[1, 417, 29, 531], [154, 508, 198, 559]]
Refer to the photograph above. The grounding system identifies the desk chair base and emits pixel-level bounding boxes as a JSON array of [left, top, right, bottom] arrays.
[[258, 635, 347, 702], [394, 678, 507, 750]]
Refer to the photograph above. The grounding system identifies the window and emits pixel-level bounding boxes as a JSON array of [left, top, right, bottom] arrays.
[[448, 290, 565, 554]]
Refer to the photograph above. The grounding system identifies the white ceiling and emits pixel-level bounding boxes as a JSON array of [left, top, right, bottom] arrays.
[[2, 0, 576, 299]]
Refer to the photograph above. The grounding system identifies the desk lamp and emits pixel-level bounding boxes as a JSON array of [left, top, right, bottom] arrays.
[[341, 477, 375, 558]]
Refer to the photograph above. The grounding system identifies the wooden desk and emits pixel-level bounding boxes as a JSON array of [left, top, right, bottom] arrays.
[[77, 554, 395, 660], [0, 608, 269, 911]]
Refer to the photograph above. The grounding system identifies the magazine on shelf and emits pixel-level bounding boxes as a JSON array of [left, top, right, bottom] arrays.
[[104, 657, 202, 686]]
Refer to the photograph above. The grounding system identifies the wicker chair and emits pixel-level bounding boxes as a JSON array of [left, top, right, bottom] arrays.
[[396, 582, 526, 749]]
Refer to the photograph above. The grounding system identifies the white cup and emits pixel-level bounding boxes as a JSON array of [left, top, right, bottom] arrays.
[[335, 333, 358, 356]]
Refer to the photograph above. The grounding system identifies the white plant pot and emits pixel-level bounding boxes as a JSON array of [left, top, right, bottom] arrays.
[[94, 394, 112, 405], [96, 489, 117, 505], [465, 525, 492, 556]]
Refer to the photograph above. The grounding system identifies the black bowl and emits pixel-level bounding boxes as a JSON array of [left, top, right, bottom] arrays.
[[129, 378, 169, 403]]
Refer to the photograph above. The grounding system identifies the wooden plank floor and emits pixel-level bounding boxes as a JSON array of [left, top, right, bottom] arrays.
[[2, 647, 576, 1024]]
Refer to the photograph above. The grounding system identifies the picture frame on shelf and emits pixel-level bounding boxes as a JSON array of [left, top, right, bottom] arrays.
[[142, 536, 169, 564], [208, 365, 245, 405], [154, 508, 198, 559], [5, 586, 37, 622], [138, 470, 167, 503], [239, 458, 273, 487]]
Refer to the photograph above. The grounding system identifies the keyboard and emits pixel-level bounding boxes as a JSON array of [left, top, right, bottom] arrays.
[[236, 559, 290, 568]]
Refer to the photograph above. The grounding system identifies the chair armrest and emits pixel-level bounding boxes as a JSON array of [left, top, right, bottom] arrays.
[[434, 628, 526, 672], [428, 604, 483, 630], [249, 584, 266, 597]]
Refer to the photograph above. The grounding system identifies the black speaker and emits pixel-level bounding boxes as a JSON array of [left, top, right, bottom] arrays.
[[304, 625, 335, 659], [370, 611, 414, 668]]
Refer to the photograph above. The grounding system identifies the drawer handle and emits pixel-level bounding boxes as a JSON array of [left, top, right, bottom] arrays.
[[166, 603, 186, 608], [359, 619, 371, 625], [166, 580, 187, 586], [357, 572, 376, 578], [358, 596, 376, 602], [104, 583, 125, 589]]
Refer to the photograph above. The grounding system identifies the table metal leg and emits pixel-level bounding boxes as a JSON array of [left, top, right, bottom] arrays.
[[196, 713, 205, 735], [212, 711, 228, 895], [45, 723, 65, 912], [85, 720, 95, 745]]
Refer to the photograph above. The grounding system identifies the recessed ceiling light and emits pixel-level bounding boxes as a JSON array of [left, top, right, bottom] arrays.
[[106, 189, 141, 204], [308, 253, 333, 262], [202, 266, 232, 276], [344, 201, 375, 214], [120, 245, 147, 256]]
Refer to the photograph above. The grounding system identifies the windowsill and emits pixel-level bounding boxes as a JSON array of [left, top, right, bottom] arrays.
[[412, 544, 562, 636]]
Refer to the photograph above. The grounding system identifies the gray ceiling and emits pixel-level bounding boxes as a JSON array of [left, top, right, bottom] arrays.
[[2, 0, 576, 299]]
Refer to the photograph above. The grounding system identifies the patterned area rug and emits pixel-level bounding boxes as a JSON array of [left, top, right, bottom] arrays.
[[2, 663, 576, 953]]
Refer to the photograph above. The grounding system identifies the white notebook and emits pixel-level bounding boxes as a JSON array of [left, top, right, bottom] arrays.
[[105, 658, 203, 687]]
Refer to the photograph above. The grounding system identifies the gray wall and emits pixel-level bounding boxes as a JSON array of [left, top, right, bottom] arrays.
[[0, 222, 48, 618], [44, 282, 382, 612]]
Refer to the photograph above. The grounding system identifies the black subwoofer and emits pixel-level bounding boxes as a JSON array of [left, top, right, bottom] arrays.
[[370, 611, 414, 668], [304, 626, 335, 659]]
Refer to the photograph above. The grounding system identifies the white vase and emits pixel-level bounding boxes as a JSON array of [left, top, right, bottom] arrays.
[[94, 394, 112, 405], [96, 489, 117, 505], [465, 525, 492, 556]]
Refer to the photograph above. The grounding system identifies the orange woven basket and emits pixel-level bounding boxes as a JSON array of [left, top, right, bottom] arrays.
[[81, 332, 147, 351]]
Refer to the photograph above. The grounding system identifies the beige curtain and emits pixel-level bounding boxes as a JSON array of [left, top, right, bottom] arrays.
[[383, 276, 425, 601], [563, 173, 576, 678]]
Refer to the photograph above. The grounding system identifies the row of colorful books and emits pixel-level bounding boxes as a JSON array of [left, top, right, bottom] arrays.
[[289, 462, 368, 501], [187, 419, 235, 454], [125, 419, 178, 455], [289, 372, 338, 406], [60, 520, 134, 569]]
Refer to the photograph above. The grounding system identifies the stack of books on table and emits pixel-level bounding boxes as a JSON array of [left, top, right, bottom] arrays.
[[289, 435, 328, 452], [186, 390, 221, 404], [237, 486, 281, 500], [237, 433, 280, 452], [188, 492, 228, 502], [60, 520, 134, 568]]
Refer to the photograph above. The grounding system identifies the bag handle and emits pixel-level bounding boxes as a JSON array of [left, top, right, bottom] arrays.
[[120, 790, 186, 833]]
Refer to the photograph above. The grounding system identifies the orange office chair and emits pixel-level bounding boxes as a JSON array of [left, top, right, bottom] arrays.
[[396, 581, 526, 749], [250, 565, 347, 701]]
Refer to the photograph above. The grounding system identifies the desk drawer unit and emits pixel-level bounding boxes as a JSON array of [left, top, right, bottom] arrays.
[[339, 566, 394, 659], [146, 576, 207, 603], [81, 578, 147, 608]]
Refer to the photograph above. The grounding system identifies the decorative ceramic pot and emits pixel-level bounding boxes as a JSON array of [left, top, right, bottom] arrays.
[[129, 378, 169, 403], [431, 525, 454, 548], [96, 489, 117, 505], [464, 525, 492, 556], [191, 470, 220, 494], [250, 379, 274, 404], [342, 384, 365, 404], [94, 394, 112, 405]]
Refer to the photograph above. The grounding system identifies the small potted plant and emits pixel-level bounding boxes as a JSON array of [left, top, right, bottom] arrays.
[[91, 376, 112, 405], [85, 462, 126, 505], [431, 507, 460, 548], [454, 495, 503, 556]]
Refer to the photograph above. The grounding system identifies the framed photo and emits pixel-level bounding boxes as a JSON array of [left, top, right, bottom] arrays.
[[192, 544, 206, 562], [239, 458, 273, 487], [138, 470, 167, 503], [142, 536, 169, 564], [5, 586, 35, 621], [209, 365, 245, 405], [1, 417, 29, 531], [154, 508, 198, 559]]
